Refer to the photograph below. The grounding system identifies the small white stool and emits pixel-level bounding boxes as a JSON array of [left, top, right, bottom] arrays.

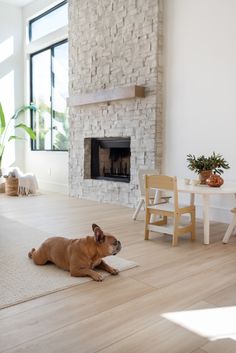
[[222, 208, 236, 244], [133, 169, 159, 220], [132, 168, 171, 221]]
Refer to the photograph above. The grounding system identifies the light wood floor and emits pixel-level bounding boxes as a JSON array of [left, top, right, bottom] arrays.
[[1, 192, 236, 353]]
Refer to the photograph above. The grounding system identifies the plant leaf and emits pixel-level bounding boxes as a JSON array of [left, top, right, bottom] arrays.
[[0, 103, 6, 135], [8, 135, 25, 142], [0, 144, 5, 159], [12, 103, 38, 120], [15, 123, 36, 140], [187, 152, 230, 174]]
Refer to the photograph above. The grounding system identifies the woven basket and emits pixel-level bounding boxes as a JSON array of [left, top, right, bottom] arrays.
[[5, 177, 19, 196]]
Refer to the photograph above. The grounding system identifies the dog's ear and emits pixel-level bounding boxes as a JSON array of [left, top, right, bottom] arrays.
[[92, 224, 105, 243], [92, 223, 100, 231]]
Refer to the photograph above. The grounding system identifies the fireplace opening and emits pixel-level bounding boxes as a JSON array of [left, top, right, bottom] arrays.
[[91, 137, 130, 183]]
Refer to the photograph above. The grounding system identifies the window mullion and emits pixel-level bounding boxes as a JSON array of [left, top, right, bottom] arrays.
[[51, 46, 54, 150], [29, 55, 34, 150]]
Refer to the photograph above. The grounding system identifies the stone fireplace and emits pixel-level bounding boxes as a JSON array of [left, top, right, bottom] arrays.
[[68, 0, 164, 207]]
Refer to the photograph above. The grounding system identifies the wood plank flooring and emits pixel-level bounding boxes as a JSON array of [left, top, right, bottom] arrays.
[[1, 192, 236, 353]]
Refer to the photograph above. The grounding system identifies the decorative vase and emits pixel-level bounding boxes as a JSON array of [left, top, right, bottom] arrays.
[[206, 173, 224, 187], [199, 170, 212, 185]]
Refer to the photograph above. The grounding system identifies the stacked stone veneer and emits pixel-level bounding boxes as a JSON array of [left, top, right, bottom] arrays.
[[68, 0, 164, 207]]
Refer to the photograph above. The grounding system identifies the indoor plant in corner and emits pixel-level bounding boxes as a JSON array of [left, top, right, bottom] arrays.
[[0, 102, 36, 190], [187, 152, 230, 186]]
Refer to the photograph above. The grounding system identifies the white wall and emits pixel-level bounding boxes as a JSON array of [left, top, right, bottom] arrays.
[[23, 0, 68, 193], [164, 0, 236, 222], [0, 2, 24, 172], [0, 0, 68, 193]]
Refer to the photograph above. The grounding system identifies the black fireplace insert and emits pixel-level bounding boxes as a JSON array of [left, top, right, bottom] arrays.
[[91, 137, 131, 183]]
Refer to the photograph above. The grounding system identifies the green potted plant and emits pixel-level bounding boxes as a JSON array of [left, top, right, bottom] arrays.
[[187, 152, 230, 184], [0, 102, 37, 183]]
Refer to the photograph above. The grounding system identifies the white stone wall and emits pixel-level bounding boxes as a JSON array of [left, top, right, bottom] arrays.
[[68, 0, 163, 207]]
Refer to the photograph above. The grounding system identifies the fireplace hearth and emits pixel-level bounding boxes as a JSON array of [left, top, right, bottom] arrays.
[[91, 137, 130, 183]]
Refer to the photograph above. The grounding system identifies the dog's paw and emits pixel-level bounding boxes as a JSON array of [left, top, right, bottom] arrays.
[[110, 268, 119, 275], [93, 272, 104, 281]]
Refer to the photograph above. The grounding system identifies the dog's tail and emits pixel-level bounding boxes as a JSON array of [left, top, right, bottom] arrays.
[[28, 248, 36, 259]]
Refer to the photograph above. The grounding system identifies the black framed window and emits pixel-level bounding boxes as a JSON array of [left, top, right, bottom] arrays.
[[29, 1, 68, 42], [30, 40, 68, 151]]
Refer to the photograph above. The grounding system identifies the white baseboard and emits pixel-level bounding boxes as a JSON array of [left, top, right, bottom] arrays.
[[38, 179, 68, 194]]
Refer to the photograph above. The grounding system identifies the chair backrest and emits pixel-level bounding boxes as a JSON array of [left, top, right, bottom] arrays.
[[138, 169, 159, 196], [145, 174, 179, 209]]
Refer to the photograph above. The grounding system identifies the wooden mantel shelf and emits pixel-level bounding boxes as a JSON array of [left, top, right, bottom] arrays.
[[68, 85, 145, 107]]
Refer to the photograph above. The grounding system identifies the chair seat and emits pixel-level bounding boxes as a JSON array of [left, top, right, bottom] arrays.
[[148, 221, 193, 235]]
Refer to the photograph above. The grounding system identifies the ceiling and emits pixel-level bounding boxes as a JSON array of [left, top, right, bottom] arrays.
[[0, 0, 34, 6]]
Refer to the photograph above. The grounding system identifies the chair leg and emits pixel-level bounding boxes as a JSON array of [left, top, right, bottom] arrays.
[[222, 214, 236, 244], [172, 215, 179, 246], [172, 232, 178, 246], [132, 198, 144, 220], [191, 209, 196, 241], [145, 209, 151, 240]]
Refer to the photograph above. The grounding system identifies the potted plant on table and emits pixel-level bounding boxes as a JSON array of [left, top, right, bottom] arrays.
[[186, 152, 230, 186], [0, 102, 37, 191]]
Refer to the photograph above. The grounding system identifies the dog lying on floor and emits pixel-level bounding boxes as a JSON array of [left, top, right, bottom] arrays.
[[28, 224, 121, 281]]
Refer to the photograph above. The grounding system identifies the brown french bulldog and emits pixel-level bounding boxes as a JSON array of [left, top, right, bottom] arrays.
[[28, 224, 121, 281]]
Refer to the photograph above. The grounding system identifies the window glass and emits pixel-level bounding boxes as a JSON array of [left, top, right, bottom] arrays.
[[30, 2, 68, 42], [30, 40, 68, 151], [52, 42, 69, 150], [31, 49, 52, 150]]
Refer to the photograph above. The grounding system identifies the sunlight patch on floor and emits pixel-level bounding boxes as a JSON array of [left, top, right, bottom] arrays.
[[162, 306, 236, 341]]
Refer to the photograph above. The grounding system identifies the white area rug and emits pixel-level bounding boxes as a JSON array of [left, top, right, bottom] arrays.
[[0, 216, 137, 309]]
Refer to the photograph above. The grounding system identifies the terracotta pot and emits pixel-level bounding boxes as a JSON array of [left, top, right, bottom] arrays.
[[206, 174, 224, 187], [199, 170, 212, 185]]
